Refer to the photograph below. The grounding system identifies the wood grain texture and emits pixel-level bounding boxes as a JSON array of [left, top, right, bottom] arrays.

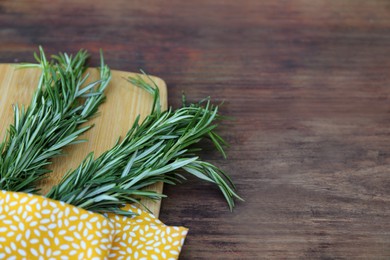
[[1, 0, 390, 258], [0, 65, 167, 217]]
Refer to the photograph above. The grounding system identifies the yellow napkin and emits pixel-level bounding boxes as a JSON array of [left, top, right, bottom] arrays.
[[0, 190, 188, 259]]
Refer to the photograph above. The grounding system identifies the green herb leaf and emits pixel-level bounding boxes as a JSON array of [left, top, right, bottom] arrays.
[[47, 74, 240, 214], [0, 47, 111, 193]]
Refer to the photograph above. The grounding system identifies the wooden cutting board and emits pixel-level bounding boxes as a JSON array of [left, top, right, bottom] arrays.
[[0, 64, 167, 217]]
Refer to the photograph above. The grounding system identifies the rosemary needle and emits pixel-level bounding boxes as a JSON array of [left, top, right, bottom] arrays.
[[0, 47, 111, 193], [47, 74, 241, 216]]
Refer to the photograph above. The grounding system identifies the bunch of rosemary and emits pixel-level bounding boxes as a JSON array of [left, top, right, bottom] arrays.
[[0, 47, 111, 193], [47, 75, 241, 216]]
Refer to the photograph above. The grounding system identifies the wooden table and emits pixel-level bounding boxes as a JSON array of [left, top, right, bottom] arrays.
[[1, 1, 389, 258]]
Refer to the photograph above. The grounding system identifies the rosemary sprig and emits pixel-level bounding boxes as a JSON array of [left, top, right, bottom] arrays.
[[47, 75, 241, 216], [0, 47, 111, 193]]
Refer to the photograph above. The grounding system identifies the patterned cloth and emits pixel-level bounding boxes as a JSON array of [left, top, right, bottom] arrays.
[[0, 190, 188, 259]]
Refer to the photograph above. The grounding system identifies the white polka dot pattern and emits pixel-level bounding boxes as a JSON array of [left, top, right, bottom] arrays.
[[108, 205, 188, 259], [0, 191, 188, 259]]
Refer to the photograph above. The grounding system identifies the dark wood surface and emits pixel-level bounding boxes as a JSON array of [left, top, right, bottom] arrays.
[[1, 1, 390, 258]]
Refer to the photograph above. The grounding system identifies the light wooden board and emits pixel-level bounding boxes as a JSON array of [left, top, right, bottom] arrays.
[[0, 64, 166, 217]]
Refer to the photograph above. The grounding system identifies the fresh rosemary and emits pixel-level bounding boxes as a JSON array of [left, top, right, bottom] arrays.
[[0, 47, 111, 193], [47, 75, 241, 216]]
